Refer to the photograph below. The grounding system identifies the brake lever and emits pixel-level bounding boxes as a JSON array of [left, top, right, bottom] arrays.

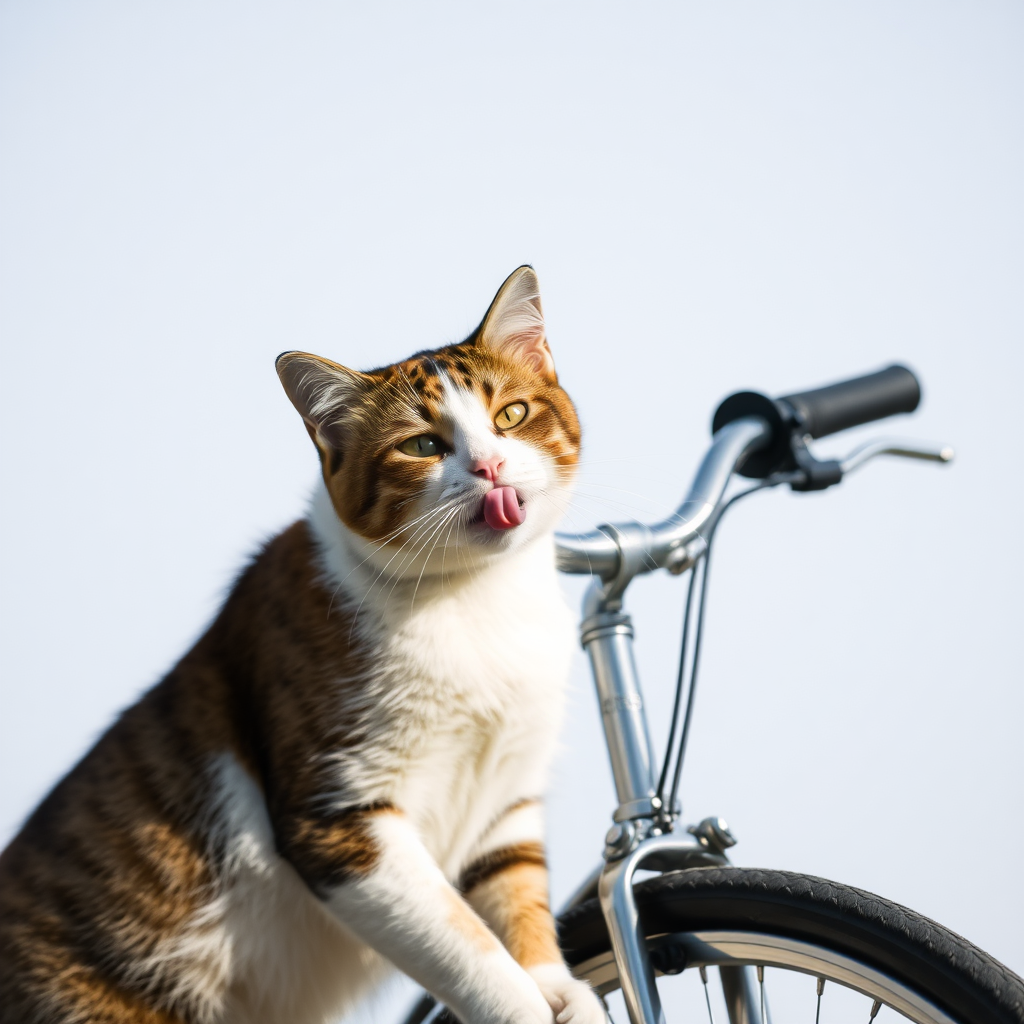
[[783, 436, 954, 492], [839, 438, 955, 474]]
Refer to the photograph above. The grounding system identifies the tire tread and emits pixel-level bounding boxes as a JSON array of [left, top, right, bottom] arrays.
[[557, 867, 1024, 1024]]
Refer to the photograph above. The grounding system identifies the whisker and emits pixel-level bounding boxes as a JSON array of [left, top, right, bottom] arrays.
[[383, 507, 459, 613], [572, 482, 678, 505], [410, 507, 461, 608], [439, 506, 463, 586], [344, 500, 465, 637], [565, 496, 671, 521], [328, 499, 459, 605]]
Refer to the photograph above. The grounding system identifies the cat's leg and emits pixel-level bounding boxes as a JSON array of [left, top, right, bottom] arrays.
[[460, 801, 606, 1024], [278, 804, 554, 1024]]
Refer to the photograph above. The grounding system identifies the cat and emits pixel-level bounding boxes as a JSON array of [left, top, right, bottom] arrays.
[[0, 267, 607, 1024]]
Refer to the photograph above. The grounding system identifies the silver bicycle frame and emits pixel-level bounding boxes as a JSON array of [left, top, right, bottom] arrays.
[[553, 418, 953, 1024]]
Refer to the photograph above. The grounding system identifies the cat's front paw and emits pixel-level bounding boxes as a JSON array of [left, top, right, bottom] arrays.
[[527, 964, 607, 1024]]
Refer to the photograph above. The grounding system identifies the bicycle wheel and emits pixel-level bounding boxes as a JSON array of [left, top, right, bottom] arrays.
[[557, 867, 1024, 1024]]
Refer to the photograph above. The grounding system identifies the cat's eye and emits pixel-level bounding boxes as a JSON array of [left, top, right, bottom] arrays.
[[398, 435, 441, 458], [495, 402, 527, 430]]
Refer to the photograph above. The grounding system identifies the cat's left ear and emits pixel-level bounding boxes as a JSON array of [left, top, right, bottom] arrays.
[[475, 266, 556, 380], [276, 351, 369, 459]]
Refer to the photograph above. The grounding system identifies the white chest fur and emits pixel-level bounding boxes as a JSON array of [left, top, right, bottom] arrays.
[[307, 484, 577, 875], [195, 503, 579, 1024]]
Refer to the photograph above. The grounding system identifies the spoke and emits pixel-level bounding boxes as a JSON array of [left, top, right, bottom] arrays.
[[699, 965, 716, 1024], [421, 1002, 442, 1024], [757, 965, 767, 1024], [576, 933, 961, 1024]]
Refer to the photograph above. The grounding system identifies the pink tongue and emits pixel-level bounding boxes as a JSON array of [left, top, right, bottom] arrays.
[[482, 486, 525, 530]]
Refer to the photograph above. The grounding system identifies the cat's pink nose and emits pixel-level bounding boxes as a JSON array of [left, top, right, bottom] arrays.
[[471, 456, 505, 482]]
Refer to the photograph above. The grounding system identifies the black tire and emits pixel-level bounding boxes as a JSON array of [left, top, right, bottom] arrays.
[[557, 867, 1024, 1024]]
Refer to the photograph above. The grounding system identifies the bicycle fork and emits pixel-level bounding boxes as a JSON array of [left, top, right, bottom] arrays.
[[580, 580, 763, 1024]]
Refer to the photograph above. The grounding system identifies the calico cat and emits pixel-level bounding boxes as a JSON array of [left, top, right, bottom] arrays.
[[0, 267, 605, 1024]]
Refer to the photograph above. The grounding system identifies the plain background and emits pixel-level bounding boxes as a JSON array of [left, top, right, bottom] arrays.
[[2, 1, 1022, 1019]]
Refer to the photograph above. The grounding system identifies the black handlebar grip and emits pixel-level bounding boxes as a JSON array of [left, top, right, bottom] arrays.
[[779, 364, 921, 439]]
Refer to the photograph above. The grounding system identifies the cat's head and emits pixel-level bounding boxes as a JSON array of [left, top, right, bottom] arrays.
[[277, 267, 580, 577]]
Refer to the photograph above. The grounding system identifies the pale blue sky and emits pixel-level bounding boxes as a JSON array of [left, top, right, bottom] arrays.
[[2, 2, 1022, 1019]]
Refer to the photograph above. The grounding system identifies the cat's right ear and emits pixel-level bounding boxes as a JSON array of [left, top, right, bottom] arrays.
[[474, 266, 556, 381], [276, 351, 368, 467]]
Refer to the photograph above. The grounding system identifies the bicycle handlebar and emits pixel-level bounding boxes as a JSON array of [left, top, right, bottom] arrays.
[[779, 364, 921, 439], [554, 416, 771, 577], [554, 364, 946, 581]]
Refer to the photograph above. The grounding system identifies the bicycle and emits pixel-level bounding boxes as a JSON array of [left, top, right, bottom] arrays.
[[402, 365, 1024, 1024]]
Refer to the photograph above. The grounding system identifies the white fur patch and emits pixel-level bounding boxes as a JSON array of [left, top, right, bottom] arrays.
[[308, 487, 574, 856], [155, 754, 390, 1024], [469, 800, 546, 864]]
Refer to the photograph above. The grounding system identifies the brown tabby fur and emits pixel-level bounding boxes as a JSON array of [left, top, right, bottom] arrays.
[[0, 272, 582, 1023]]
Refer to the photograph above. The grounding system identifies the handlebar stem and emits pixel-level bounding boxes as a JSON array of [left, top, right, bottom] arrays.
[[567, 416, 772, 836]]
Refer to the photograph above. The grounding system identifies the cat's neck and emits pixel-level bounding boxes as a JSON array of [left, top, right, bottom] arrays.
[[306, 479, 559, 613]]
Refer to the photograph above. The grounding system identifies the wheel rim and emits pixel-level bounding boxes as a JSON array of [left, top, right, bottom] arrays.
[[571, 930, 959, 1024]]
